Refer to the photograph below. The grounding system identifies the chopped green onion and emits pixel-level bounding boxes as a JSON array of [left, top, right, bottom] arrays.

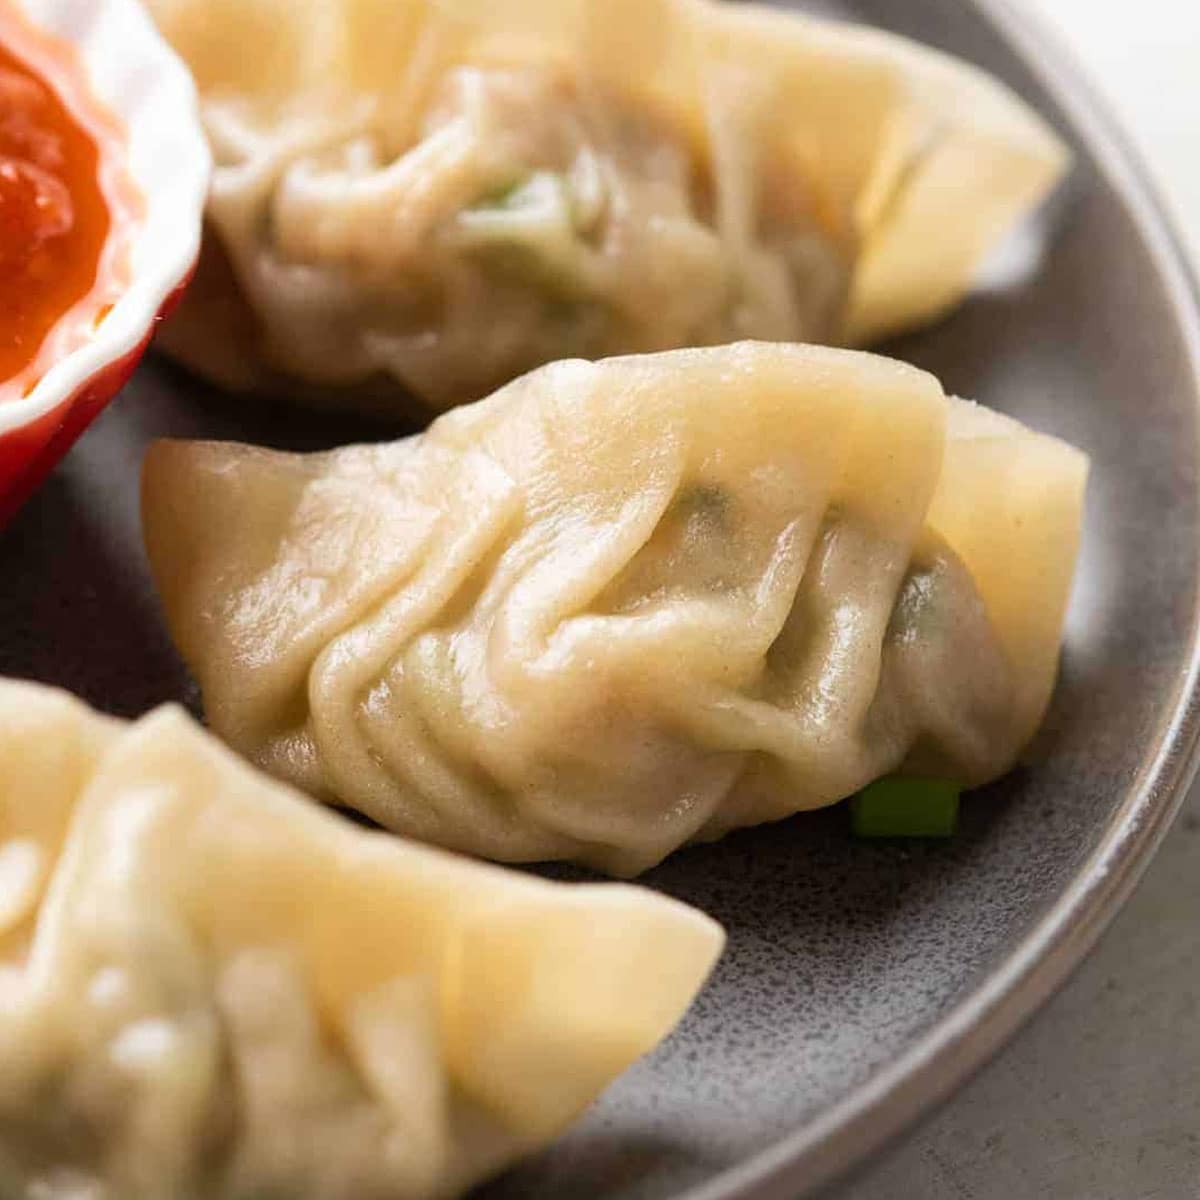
[[470, 174, 533, 212], [850, 776, 961, 839], [671, 483, 731, 528]]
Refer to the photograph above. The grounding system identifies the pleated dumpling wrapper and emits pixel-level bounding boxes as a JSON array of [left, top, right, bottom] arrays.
[[143, 343, 1089, 876], [144, 0, 1067, 413], [0, 680, 722, 1200]]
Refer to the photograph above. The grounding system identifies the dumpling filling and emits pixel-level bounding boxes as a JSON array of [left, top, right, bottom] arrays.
[[0, 680, 722, 1199], [142, 343, 1088, 876], [213, 65, 846, 403], [145, 0, 1068, 414]]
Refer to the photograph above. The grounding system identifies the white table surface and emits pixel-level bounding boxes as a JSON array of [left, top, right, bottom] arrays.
[[835, 3, 1200, 1197]]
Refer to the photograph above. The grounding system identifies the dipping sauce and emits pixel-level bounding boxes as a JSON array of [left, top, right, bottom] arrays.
[[0, 2, 137, 398]]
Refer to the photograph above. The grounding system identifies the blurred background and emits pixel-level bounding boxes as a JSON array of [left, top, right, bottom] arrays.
[[1039, 0, 1199, 257], [837, 2, 1200, 1196]]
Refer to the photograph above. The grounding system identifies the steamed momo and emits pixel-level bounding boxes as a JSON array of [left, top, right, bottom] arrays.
[[145, 0, 1068, 413], [143, 343, 1089, 876], [0, 680, 722, 1200]]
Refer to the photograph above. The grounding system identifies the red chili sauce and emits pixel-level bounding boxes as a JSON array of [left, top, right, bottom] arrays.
[[0, 3, 137, 399]]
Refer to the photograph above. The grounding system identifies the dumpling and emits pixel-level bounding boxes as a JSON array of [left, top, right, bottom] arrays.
[[142, 342, 1089, 876], [144, 0, 1068, 413], [0, 679, 722, 1200]]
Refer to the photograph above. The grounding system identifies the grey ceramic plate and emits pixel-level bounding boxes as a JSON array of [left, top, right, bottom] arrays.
[[3, 0, 1199, 1197]]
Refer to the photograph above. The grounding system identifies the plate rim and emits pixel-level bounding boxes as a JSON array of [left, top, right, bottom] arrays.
[[680, 2, 1200, 1198]]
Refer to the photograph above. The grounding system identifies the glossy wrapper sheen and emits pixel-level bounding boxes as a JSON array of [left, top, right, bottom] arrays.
[[144, 0, 1067, 413], [0, 680, 722, 1200], [143, 343, 1088, 875]]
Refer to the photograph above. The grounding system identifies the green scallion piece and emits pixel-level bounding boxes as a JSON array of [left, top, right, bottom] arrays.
[[850, 776, 961, 838]]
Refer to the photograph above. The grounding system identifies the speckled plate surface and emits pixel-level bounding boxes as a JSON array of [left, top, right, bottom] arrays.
[[2, 0, 1199, 1197]]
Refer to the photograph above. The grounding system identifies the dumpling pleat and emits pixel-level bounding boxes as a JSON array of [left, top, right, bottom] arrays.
[[0, 681, 723, 1199], [143, 344, 1087, 875]]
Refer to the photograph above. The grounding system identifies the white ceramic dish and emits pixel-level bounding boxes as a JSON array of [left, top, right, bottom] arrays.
[[0, 0, 209, 521]]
